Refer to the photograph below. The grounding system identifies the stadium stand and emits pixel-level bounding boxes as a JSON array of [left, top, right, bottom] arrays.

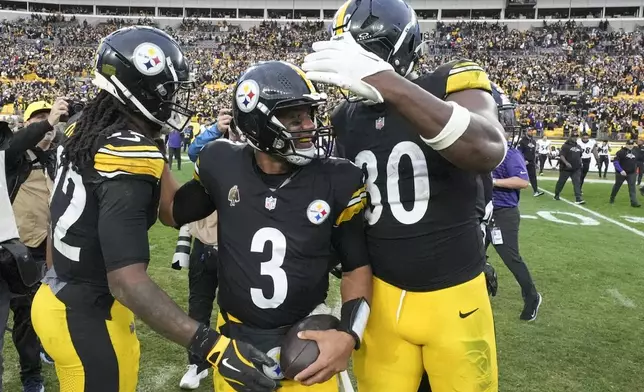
[[1, 3, 644, 146]]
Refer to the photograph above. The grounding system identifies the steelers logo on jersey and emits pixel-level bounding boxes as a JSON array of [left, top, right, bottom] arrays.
[[236, 79, 260, 113], [133, 42, 166, 76], [307, 200, 331, 225]]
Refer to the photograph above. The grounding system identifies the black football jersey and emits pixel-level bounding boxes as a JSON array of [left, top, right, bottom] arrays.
[[332, 59, 491, 292], [49, 129, 164, 311], [194, 140, 368, 329]]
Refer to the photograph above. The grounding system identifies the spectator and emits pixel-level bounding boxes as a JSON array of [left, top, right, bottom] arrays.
[[167, 128, 183, 171]]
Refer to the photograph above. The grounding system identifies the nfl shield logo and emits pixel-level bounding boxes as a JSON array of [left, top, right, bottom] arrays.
[[375, 117, 385, 130], [265, 196, 277, 211]]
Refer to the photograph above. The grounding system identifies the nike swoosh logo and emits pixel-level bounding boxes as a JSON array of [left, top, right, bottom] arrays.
[[520, 171, 527, 174], [222, 358, 241, 373], [459, 308, 479, 319]]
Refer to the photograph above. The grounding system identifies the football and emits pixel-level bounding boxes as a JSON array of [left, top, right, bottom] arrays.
[[280, 314, 340, 380]]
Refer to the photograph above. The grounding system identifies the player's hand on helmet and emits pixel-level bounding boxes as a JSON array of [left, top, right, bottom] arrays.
[[207, 334, 279, 392], [217, 109, 233, 134], [294, 329, 355, 386], [47, 97, 69, 127], [301, 38, 394, 104]]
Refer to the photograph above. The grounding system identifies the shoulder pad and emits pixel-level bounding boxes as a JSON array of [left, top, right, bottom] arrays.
[[434, 59, 492, 98], [93, 130, 165, 180], [194, 138, 244, 183]]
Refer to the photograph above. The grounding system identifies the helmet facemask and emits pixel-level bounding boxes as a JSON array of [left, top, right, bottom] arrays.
[[498, 103, 521, 148], [247, 98, 334, 166]]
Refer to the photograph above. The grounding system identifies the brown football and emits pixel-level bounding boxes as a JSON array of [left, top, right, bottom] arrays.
[[280, 314, 340, 380]]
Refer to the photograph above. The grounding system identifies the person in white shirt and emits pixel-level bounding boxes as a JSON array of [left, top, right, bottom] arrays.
[[597, 139, 611, 179], [577, 133, 598, 192], [548, 145, 560, 169], [536, 135, 551, 175], [0, 120, 21, 392]]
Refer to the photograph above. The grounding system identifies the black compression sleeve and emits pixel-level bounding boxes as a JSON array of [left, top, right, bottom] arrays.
[[96, 179, 154, 272], [331, 211, 370, 273], [172, 179, 216, 227]]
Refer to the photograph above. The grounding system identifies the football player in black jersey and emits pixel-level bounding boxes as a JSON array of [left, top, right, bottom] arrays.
[[300, 1, 506, 391], [31, 26, 276, 392], [158, 61, 373, 392]]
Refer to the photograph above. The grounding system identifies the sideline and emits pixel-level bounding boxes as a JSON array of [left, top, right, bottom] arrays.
[[538, 189, 644, 239], [538, 176, 613, 184]]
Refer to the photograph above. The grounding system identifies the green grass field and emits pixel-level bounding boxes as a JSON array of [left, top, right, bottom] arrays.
[[3, 160, 644, 392]]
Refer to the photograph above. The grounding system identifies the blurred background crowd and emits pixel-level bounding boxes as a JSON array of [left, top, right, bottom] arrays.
[[2, 13, 644, 141]]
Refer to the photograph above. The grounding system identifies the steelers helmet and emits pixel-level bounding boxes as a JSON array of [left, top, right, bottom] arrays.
[[232, 61, 334, 166], [330, 0, 423, 77], [92, 25, 195, 131], [491, 82, 520, 146]]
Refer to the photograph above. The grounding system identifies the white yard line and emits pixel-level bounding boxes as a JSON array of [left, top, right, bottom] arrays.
[[607, 288, 637, 308], [521, 215, 538, 219], [538, 188, 644, 239], [538, 176, 614, 184]]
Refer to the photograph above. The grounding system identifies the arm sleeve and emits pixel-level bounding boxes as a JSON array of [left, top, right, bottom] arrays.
[[614, 156, 623, 172], [5, 120, 53, 163], [172, 179, 216, 227], [188, 124, 221, 162], [96, 179, 154, 272], [332, 166, 369, 272], [506, 151, 529, 181]]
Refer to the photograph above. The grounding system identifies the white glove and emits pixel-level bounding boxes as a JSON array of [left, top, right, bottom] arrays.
[[302, 39, 394, 104]]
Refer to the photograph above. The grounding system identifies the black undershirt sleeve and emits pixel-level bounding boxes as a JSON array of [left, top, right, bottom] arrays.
[[172, 179, 217, 227], [96, 179, 154, 272]]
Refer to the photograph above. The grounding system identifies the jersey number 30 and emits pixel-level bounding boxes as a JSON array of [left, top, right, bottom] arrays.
[[356, 141, 430, 225], [250, 227, 288, 309]]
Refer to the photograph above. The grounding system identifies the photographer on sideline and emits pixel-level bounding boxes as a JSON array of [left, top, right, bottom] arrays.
[[2, 97, 69, 392]]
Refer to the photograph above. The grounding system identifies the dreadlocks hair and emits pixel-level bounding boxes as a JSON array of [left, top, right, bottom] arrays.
[[60, 91, 131, 172]]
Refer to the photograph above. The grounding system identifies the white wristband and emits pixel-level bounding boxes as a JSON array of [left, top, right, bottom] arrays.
[[420, 101, 471, 151]]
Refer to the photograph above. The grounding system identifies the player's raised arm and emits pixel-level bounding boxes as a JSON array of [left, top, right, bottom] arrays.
[[303, 44, 505, 172]]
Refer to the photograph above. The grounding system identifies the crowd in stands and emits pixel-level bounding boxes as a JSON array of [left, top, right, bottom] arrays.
[[2, 12, 644, 140]]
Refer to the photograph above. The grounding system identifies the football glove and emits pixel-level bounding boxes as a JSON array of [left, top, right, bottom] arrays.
[[483, 262, 498, 297], [204, 333, 278, 392], [301, 38, 394, 104]]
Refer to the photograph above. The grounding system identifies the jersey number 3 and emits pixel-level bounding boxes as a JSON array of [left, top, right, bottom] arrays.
[[250, 227, 288, 309], [356, 141, 430, 225]]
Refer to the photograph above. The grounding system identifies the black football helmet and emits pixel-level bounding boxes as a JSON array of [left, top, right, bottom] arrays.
[[491, 82, 520, 147], [331, 0, 423, 77], [232, 61, 334, 166], [92, 25, 195, 131]]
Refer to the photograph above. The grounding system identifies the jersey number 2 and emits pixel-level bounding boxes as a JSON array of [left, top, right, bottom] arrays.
[[356, 141, 430, 225], [51, 165, 87, 262], [250, 227, 288, 309]]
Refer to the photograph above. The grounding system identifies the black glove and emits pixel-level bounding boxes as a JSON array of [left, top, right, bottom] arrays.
[[190, 324, 278, 392], [484, 262, 498, 297]]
